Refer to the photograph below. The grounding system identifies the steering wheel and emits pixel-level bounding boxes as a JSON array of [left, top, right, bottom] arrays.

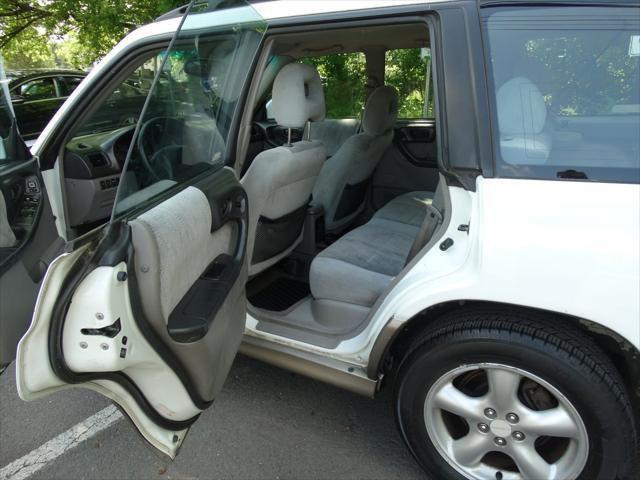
[[137, 116, 184, 183]]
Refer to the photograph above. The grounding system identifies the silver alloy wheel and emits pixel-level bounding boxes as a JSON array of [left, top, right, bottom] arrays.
[[424, 363, 589, 480]]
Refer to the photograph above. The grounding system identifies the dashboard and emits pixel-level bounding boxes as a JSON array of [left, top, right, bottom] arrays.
[[63, 126, 135, 227]]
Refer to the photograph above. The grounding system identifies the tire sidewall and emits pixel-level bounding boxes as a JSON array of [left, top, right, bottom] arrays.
[[394, 332, 631, 480]]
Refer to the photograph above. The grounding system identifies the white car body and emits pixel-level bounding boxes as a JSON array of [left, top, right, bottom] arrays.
[[4, 0, 638, 473]]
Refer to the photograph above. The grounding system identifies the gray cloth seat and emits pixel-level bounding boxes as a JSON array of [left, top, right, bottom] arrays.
[[497, 76, 632, 167], [303, 118, 360, 157], [242, 63, 327, 276], [309, 190, 433, 307], [373, 191, 433, 227], [312, 86, 399, 234]]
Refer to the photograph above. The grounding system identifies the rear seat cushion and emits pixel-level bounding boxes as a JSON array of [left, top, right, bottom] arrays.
[[374, 191, 433, 227], [310, 190, 433, 307]]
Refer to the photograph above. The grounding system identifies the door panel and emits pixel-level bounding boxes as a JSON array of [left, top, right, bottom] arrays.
[[0, 158, 63, 366], [16, 246, 191, 457], [18, 166, 249, 457], [371, 119, 439, 209], [129, 168, 248, 404]]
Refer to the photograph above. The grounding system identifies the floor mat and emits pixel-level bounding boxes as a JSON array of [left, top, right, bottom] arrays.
[[248, 276, 310, 312]]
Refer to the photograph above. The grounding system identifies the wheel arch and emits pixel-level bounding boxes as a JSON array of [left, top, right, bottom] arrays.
[[372, 300, 640, 410]]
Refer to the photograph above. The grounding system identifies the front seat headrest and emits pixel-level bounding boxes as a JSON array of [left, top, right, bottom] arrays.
[[496, 77, 546, 136], [208, 40, 237, 101], [362, 86, 399, 135], [272, 63, 325, 128], [208, 38, 259, 103], [496, 76, 551, 165]]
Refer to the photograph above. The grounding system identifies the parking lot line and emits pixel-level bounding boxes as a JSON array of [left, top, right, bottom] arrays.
[[0, 405, 122, 480]]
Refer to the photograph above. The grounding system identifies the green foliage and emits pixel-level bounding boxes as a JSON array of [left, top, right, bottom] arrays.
[[302, 48, 432, 119], [0, 28, 56, 70], [524, 34, 639, 116], [385, 48, 432, 119], [302, 53, 367, 118], [0, 0, 184, 70]]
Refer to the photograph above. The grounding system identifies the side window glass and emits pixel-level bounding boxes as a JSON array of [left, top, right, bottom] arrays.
[[72, 59, 160, 137], [19, 78, 56, 102], [301, 53, 366, 118], [110, 5, 266, 218], [60, 76, 83, 96], [482, 6, 640, 182], [385, 48, 434, 119]]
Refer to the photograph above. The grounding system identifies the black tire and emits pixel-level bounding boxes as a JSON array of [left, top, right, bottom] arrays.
[[393, 307, 638, 480]]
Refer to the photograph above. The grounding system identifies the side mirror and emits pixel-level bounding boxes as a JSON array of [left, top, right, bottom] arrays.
[[10, 94, 25, 105]]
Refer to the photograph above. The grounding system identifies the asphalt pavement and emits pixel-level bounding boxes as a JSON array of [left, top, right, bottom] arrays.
[[0, 354, 426, 479]]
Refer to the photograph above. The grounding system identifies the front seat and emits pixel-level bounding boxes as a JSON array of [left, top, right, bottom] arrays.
[[312, 85, 398, 234], [496, 76, 631, 168], [242, 63, 326, 276]]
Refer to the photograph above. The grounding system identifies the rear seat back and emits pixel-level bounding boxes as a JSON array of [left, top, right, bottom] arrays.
[[304, 118, 360, 157], [309, 188, 441, 307], [311, 86, 399, 234]]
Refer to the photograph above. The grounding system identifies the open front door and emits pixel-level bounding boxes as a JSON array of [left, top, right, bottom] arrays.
[[15, 1, 265, 458], [0, 58, 63, 370]]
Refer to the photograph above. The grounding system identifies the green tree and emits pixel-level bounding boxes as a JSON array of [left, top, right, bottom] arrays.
[[0, 0, 183, 70], [385, 48, 432, 118], [302, 48, 432, 119], [302, 52, 367, 118]]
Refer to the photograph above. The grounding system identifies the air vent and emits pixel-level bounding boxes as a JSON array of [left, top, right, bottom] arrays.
[[87, 153, 108, 168]]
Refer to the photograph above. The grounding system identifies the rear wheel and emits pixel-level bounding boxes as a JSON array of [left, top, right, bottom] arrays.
[[393, 308, 637, 480]]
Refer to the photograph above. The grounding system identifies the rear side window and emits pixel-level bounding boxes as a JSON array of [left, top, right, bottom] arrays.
[[301, 53, 366, 118], [59, 76, 83, 96], [18, 78, 57, 102], [482, 6, 640, 183], [385, 47, 434, 119]]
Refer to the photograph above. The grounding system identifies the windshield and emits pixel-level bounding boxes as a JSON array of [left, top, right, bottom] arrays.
[[110, 0, 265, 219], [0, 56, 31, 164]]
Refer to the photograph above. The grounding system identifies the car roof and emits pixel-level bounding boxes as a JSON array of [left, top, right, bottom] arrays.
[[8, 70, 86, 87], [143, 0, 436, 42], [252, 0, 430, 19], [156, 0, 432, 22]]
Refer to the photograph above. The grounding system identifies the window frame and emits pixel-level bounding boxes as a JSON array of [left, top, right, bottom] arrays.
[[480, 3, 640, 184], [56, 75, 85, 98], [14, 76, 59, 103]]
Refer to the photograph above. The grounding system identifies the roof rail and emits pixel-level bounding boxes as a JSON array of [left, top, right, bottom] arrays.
[[154, 0, 272, 22], [155, 4, 190, 22]]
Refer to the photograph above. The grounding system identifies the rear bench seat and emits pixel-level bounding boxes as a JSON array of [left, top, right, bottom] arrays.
[[309, 191, 433, 307]]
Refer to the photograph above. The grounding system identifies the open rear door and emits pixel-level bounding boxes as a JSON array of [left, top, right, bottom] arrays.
[[15, 0, 265, 458]]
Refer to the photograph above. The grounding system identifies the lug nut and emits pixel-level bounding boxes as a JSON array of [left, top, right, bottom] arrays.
[[506, 413, 519, 424], [95, 312, 104, 320], [478, 423, 490, 433], [512, 431, 525, 441], [494, 437, 507, 447], [79, 341, 88, 349], [484, 408, 497, 419], [100, 343, 109, 351]]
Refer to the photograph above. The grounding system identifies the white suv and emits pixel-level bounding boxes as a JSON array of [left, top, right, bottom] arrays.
[[1, 1, 638, 479]]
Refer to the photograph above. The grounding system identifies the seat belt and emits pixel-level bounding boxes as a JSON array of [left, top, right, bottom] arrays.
[[405, 203, 443, 264]]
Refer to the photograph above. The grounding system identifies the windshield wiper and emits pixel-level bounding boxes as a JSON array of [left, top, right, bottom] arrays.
[[557, 169, 588, 180]]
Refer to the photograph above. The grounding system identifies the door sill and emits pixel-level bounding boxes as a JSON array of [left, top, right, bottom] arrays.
[[239, 334, 378, 398]]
